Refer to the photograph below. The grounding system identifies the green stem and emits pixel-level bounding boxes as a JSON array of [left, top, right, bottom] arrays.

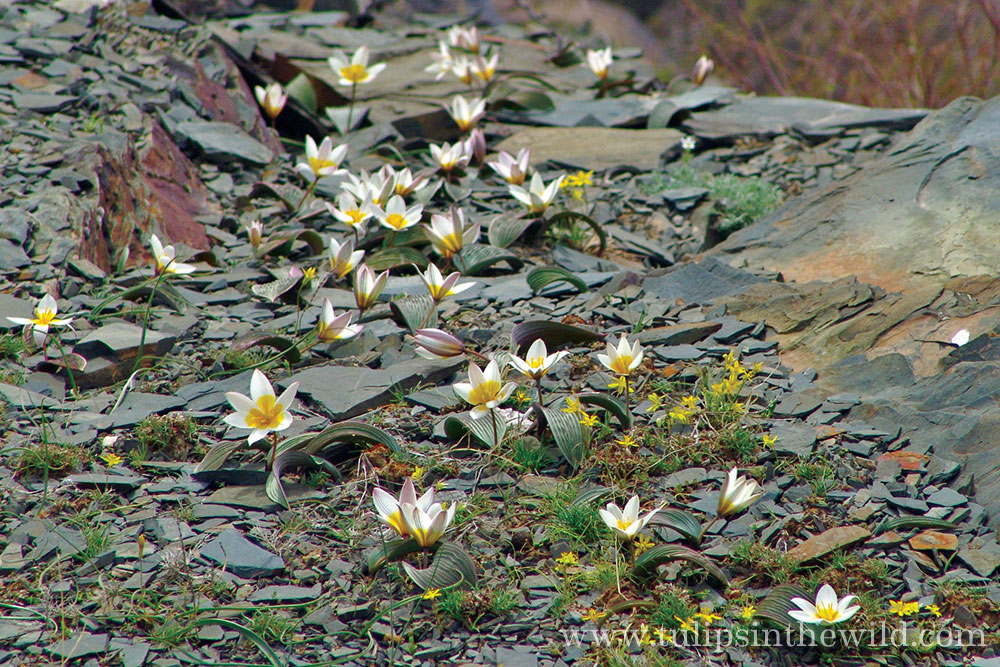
[[534, 376, 545, 439], [295, 179, 318, 214], [48, 333, 79, 399], [623, 375, 630, 414], [133, 269, 169, 374], [698, 516, 719, 545], [346, 82, 357, 132]]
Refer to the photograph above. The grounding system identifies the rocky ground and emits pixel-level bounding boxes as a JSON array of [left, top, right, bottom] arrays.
[[1, 1, 999, 666]]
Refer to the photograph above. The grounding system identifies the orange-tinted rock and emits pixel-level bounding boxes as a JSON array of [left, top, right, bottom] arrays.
[[786, 525, 871, 564], [909, 530, 958, 551]]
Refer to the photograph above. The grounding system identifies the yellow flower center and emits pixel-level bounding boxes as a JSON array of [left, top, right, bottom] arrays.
[[475, 67, 494, 81], [439, 233, 462, 255], [309, 156, 337, 174], [346, 209, 366, 225], [467, 379, 501, 407], [385, 213, 408, 229], [617, 518, 633, 532], [32, 309, 56, 326], [814, 603, 840, 623], [340, 63, 368, 83], [245, 395, 285, 430], [609, 355, 633, 375], [528, 357, 544, 369], [386, 509, 408, 536]]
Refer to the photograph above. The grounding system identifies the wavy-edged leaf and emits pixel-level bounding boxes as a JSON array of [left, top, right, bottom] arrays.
[[444, 413, 506, 448], [756, 584, 809, 628], [42, 352, 88, 372], [649, 509, 703, 547], [358, 226, 426, 251], [115, 281, 188, 313], [542, 211, 607, 253], [488, 215, 535, 248], [249, 181, 305, 211], [577, 392, 631, 429], [278, 421, 403, 459], [366, 246, 429, 272], [401, 542, 478, 590], [527, 266, 588, 295], [631, 544, 728, 586], [188, 618, 283, 667], [499, 89, 554, 112], [255, 229, 325, 258], [535, 405, 586, 469], [572, 485, 610, 507], [511, 320, 603, 353], [875, 516, 958, 535], [284, 72, 318, 114], [367, 537, 421, 573], [230, 333, 301, 364], [453, 244, 523, 276], [251, 274, 301, 303], [389, 294, 436, 331], [195, 441, 245, 473], [266, 450, 338, 509]]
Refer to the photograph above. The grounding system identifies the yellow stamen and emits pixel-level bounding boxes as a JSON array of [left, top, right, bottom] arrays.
[[32, 309, 56, 326], [528, 357, 544, 369], [340, 64, 368, 83], [610, 355, 633, 375], [814, 604, 840, 622], [468, 380, 500, 406], [385, 213, 407, 229], [309, 157, 337, 174], [246, 395, 285, 430]]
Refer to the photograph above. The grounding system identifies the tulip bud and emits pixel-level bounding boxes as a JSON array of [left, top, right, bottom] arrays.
[[717, 467, 762, 518], [245, 219, 263, 248], [692, 55, 714, 86], [466, 128, 486, 165], [412, 328, 465, 359]]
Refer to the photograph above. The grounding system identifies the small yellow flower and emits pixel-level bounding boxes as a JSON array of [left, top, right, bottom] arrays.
[[634, 534, 654, 554], [889, 600, 916, 617], [302, 266, 317, 282], [514, 389, 531, 405], [422, 588, 442, 600], [668, 407, 695, 424], [657, 628, 674, 643], [680, 395, 698, 410], [561, 397, 582, 414], [615, 434, 637, 448], [411, 466, 425, 483], [641, 635, 657, 646], [761, 433, 776, 448], [578, 412, 599, 428], [904, 602, 920, 615], [607, 376, 632, 394], [645, 392, 663, 412], [99, 452, 123, 467], [926, 604, 941, 617], [582, 608, 607, 622], [555, 551, 579, 567], [563, 170, 594, 188], [675, 616, 696, 632], [740, 605, 756, 621], [694, 611, 721, 625]]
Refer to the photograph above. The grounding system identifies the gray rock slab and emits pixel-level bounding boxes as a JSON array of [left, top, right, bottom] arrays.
[[10, 92, 78, 113], [68, 473, 145, 492], [74, 322, 175, 360], [175, 121, 274, 166], [249, 583, 321, 603], [0, 239, 30, 269], [199, 529, 284, 578], [643, 257, 767, 305], [46, 632, 108, 660], [681, 95, 926, 141], [283, 356, 464, 421], [768, 421, 818, 457], [106, 392, 187, 428]]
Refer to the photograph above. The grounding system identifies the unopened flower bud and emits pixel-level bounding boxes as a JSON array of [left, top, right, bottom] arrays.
[[412, 328, 465, 359], [692, 55, 714, 86]]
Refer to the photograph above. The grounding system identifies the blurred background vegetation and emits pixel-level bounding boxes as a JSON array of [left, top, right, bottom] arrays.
[[493, 0, 1000, 108]]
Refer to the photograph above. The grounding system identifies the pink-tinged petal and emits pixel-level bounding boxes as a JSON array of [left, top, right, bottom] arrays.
[[373, 487, 399, 517], [6, 317, 32, 326], [399, 477, 417, 505]]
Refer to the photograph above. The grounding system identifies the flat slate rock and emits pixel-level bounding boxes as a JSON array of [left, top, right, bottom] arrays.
[[635, 321, 721, 346], [199, 529, 285, 578], [74, 322, 175, 359], [495, 126, 682, 171], [643, 257, 767, 305], [46, 632, 109, 660], [175, 120, 274, 166], [68, 473, 145, 492], [249, 584, 322, 603], [680, 95, 927, 141], [284, 356, 465, 421], [786, 525, 871, 563]]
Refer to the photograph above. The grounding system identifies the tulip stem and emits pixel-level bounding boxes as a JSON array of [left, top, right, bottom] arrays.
[[384, 230, 396, 249], [48, 332, 79, 399], [417, 303, 436, 330], [467, 348, 489, 361], [623, 375, 630, 414], [134, 268, 169, 375], [698, 516, 719, 544], [296, 179, 318, 213], [267, 432, 279, 471], [346, 82, 357, 133]]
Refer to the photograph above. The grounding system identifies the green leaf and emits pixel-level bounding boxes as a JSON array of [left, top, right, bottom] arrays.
[[230, 333, 302, 364], [295, 229, 326, 255], [265, 450, 337, 509], [401, 542, 478, 590], [389, 294, 436, 331], [284, 72, 318, 114], [453, 244, 523, 276], [487, 215, 536, 248], [444, 413, 506, 448], [572, 485, 610, 507], [188, 618, 283, 667], [650, 509, 703, 547], [367, 537, 421, 574], [511, 320, 603, 353], [875, 516, 958, 535], [756, 584, 810, 628], [536, 405, 586, 469], [249, 181, 304, 211], [502, 89, 554, 112], [577, 392, 631, 429], [541, 211, 607, 254], [115, 282, 188, 313], [250, 274, 301, 303], [366, 246, 429, 272], [631, 544, 728, 586], [279, 421, 403, 459], [255, 229, 325, 258], [526, 266, 589, 295], [194, 441, 245, 473]]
